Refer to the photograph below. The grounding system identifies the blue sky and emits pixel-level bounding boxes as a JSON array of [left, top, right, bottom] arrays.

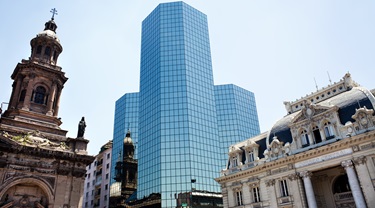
[[1, 1, 374, 155]]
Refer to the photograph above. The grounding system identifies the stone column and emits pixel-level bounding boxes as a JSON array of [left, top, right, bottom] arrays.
[[266, 179, 277, 208], [307, 133, 314, 145], [341, 160, 367, 208], [46, 82, 57, 116], [319, 129, 326, 141], [353, 157, 374, 206], [299, 171, 317, 208]]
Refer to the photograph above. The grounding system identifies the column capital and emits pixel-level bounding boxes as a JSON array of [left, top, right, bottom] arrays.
[[353, 156, 367, 166], [299, 170, 312, 178], [288, 173, 299, 181], [265, 179, 275, 187], [341, 160, 354, 169]]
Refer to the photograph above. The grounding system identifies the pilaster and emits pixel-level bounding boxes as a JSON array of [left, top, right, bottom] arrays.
[[353, 156, 375, 207], [288, 173, 307, 208], [265, 179, 277, 208]]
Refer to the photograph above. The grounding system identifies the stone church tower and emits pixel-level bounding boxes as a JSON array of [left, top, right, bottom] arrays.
[[110, 130, 137, 207], [0, 14, 94, 208]]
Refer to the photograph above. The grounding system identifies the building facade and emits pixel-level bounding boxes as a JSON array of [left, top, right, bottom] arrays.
[[83, 140, 112, 208], [216, 73, 375, 208], [110, 93, 139, 189], [215, 84, 260, 161], [136, 2, 260, 208], [0, 16, 94, 208]]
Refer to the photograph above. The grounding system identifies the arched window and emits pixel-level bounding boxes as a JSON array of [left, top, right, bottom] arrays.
[[45, 46, 51, 56], [19, 89, 26, 102], [232, 156, 238, 167], [324, 121, 335, 139], [313, 126, 322, 143], [300, 130, 309, 147], [36, 45, 42, 54], [34, 86, 46, 104], [248, 151, 255, 162], [333, 174, 351, 193]]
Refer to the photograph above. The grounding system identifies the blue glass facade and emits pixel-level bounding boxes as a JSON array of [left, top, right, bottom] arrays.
[[110, 92, 139, 186], [111, 2, 260, 207], [215, 84, 260, 161], [138, 2, 220, 207]]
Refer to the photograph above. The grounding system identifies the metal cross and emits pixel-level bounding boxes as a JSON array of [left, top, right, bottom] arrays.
[[50, 8, 58, 20]]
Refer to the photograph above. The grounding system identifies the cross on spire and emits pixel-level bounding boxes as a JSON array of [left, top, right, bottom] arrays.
[[50, 8, 58, 20]]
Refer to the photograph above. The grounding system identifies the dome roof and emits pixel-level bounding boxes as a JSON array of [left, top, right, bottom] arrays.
[[123, 130, 133, 144], [267, 87, 375, 146], [37, 29, 60, 43]]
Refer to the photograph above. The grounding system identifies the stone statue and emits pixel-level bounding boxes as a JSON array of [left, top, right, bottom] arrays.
[[77, 117, 86, 138]]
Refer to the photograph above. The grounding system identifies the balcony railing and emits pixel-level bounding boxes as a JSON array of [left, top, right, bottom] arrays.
[[334, 192, 353, 200]]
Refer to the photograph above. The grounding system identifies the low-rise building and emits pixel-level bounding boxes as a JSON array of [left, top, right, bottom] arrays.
[[83, 141, 112, 208], [216, 73, 375, 208]]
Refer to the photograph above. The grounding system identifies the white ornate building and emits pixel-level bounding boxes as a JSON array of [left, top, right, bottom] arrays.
[[215, 73, 375, 208]]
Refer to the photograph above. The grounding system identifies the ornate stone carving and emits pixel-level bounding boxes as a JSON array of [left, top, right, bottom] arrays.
[[341, 160, 354, 169], [353, 156, 367, 166], [288, 173, 299, 181], [2, 130, 69, 151], [265, 179, 275, 187], [299, 170, 312, 178]]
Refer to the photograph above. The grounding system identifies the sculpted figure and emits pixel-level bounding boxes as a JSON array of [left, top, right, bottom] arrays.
[[77, 117, 86, 138]]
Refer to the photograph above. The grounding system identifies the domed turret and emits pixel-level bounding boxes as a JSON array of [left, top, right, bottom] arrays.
[[30, 14, 62, 66], [124, 130, 133, 144], [123, 130, 135, 158]]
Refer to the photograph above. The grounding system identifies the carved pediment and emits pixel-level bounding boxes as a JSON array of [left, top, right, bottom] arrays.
[[291, 102, 332, 124]]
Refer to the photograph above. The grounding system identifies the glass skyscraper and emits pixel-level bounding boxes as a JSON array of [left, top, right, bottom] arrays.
[[138, 2, 220, 207], [110, 2, 260, 207], [215, 84, 260, 161], [110, 92, 138, 186]]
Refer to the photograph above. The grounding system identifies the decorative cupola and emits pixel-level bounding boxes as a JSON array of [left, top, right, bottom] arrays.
[[123, 130, 135, 158], [30, 13, 62, 66]]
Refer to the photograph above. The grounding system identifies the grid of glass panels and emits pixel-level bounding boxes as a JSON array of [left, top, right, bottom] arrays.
[[110, 92, 139, 188], [138, 2, 221, 207], [214, 84, 260, 165]]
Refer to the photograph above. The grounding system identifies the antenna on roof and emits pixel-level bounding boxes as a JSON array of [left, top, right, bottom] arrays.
[[314, 77, 318, 91], [356, 99, 361, 109], [327, 71, 332, 85]]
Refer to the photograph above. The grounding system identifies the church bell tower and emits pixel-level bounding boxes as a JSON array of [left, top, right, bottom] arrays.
[[0, 10, 94, 208], [1, 13, 68, 139]]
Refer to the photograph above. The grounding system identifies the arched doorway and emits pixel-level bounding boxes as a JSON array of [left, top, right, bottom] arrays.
[[332, 174, 355, 207], [0, 178, 53, 208]]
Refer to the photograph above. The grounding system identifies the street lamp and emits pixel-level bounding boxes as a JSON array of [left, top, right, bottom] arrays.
[[190, 179, 196, 208]]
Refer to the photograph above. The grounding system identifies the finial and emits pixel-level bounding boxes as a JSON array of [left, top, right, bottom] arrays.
[[327, 71, 332, 85], [50, 8, 58, 20], [314, 77, 318, 91]]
